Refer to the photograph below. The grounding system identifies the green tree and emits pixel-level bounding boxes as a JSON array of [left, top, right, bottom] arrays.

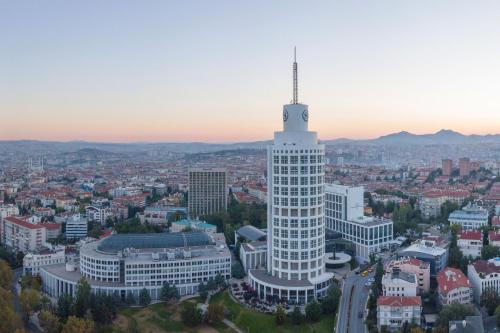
[[275, 304, 286, 325], [160, 283, 179, 303], [290, 306, 304, 325], [125, 292, 136, 305], [139, 288, 151, 306], [321, 283, 341, 314], [495, 305, 500, 329], [39, 310, 62, 333], [481, 287, 500, 316], [0, 259, 13, 289], [181, 302, 202, 327], [74, 278, 91, 317], [0, 287, 23, 333], [305, 299, 322, 322], [482, 245, 500, 260], [231, 262, 245, 279], [435, 303, 475, 330], [19, 288, 41, 319], [57, 293, 74, 321], [61, 316, 94, 333]]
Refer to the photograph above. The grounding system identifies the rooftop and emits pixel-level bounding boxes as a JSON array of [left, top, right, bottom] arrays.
[[236, 225, 266, 242], [458, 230, 482, 241], [437, 267, 471, 293], [377, 296, 422, 307]]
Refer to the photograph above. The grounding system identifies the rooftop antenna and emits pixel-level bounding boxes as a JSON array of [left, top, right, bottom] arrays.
[[293, 46, 298, 104]]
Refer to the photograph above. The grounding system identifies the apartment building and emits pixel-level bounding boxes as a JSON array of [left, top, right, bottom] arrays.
[[468, 259, 500, 303], [1, 216, 46, 253], [188, 169, 228, 218], [448, 203, 488, 230], [377, 296, 422, 331], [385, 257, 430, 294], [457, 230, 483, 258], [437, 267, 473, 305], [382, 269, 418, 297]]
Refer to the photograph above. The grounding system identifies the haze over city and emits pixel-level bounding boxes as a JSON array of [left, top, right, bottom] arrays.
[[2, 0, 500, 142]]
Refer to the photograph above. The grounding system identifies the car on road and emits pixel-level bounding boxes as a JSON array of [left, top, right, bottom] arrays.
[[368, 277, 375, 283], [361, 271, 368, 277], [358, 311, 363, 318]]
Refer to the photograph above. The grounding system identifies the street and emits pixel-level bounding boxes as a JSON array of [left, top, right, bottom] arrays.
[[336, 272, 371, 333]]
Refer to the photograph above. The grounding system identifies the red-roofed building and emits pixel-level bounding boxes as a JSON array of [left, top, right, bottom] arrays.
[[468, 259, 500, 302], [377, 296, 422, 330], [492, 216, 500, 229], [1, 216, 46, 253], [43, 223, 62, 240], [458, 230, 483, 258], [488, 230, 500, 247], [437, 267, 473, 305]]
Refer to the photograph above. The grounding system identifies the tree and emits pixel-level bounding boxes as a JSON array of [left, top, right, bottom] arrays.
[[481, 287, 500, 316], [231, 262, 245, 279], [19, 288, 40, 319], [435, 303, 476, 330], [198, 283, 208, 302], [215, 273, 225, 289], [0, 259, 13, 289], [57, 293, 74, 321], [61, 316, 94, 333], [495, 305, 500, 329], [139, 288, 151, 306], [321, 283, 341, 314], [181, 302, 202, 326], [482, 245, 500, 260], [448, 246, 464, 268], [206, 303, 224, 323], [39, 310, 62, 333], [74, 278, 91, 317], [305, 299, 322, 322], [290, 306, 304, 325], [125, 292, 136, 305], [0, 287, 23, 333], [89, 293, 117, 324], [160, 283, 179, 303], [275, 304, 286, 325]]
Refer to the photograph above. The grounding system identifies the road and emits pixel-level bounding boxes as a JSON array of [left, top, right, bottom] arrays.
[[336, 272, 371, 333], [12, 267, 42, 333]]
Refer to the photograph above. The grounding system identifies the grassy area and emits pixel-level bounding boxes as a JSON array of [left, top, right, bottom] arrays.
[[210, 291, 335, 333], [113, 299, 237, 333]]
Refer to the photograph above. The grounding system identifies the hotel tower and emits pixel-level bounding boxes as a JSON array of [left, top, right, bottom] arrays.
[[248, 50, 332, 304]]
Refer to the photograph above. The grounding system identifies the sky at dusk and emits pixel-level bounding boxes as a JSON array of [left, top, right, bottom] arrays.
[[1, 1, 500, 143]]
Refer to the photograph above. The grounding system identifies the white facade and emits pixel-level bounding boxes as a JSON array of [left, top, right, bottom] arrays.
[[385, 257, 430, 294], [468, 259, 500, 303], [249, 52, 332, 304], [0, 204, 20, 219], [1, 216, 46, 253], [325, 184, 393, 263], [457, 230, 483, 258], [65, 214, 88, 240], [240, 241, 267, 273], [377, 296, 422, 331], [23, 247, 65, 275], [437, 267, 473, 305], [85, 205, 112, 224], [382, 270, 418, 297], [448, 203, 488, 230]]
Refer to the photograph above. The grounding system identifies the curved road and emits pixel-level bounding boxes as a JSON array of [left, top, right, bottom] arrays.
[[336, 272, 372, 333]]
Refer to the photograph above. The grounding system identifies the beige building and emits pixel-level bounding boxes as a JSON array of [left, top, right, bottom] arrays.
[[1, 216, 46, 253], [385, 257, 430, 294], [188, 169, 228, 218]]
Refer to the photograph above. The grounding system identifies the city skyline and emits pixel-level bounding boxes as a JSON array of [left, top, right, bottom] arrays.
[[2, 1, 500, 142]]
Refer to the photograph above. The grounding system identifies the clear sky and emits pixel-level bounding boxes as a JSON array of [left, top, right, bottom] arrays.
[[1, 1, 500, 143]]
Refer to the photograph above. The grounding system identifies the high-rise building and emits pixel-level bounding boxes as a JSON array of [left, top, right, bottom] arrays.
[[459, 157, 470, 177], [248, 50, 333, 304], [442, 159, 453, 176], [188, 169, 228, 218]]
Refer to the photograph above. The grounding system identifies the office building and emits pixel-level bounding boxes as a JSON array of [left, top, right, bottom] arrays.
[[325, 184, 393, 263], [188, 169, 228, 218], [65, 214, 88, 240], [442, 159, 453, 177], [248, 51, 333, 304], [399, 237, 449, 276], [437, 267, 473, 305], [459, 158, 471, 177], [40, 232, 231, 300], [448, 203, 488, 230]]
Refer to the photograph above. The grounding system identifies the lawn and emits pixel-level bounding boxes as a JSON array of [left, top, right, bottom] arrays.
[[113, 299, 237, 333], [209, 291, 335, 333]]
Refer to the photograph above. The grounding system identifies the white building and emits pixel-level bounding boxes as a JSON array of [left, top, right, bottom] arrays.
[[468, 258, 500, 303], [0, 204, 20, 219], [448, 203, 488, 230], [399, 238, 449, 276], [248, 52, 333, 304], [325, 184, 393, 263], [40, 232, 231, 300], [170, 219, 217, 234], [385, 257, 430, 294], [457, 230, 483, 258], [377, 296, 422, 331], [85, 205, 112, 225], [23, 246, 65, 275], [1, 216, 46, 253], [382, 270, 418, 297], [240, 241, 267, 273], [436, 267, 473, 305], [65, 214, 87, 240]]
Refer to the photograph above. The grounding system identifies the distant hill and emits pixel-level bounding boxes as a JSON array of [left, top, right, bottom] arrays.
[[0, 129, 499, 154]]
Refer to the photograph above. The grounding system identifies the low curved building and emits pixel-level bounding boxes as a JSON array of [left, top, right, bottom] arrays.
[[40, 232, 231, 301]]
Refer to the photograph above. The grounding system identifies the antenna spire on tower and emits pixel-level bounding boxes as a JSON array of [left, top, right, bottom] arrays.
[[293, 47, 298, 104]]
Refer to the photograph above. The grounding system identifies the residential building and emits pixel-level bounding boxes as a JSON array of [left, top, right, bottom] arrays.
[[23, 246, 65, 275], [457, 230, 483, 258], [1, 216, 46, 253], [418, 190, 469, 219], [44, 223, 62, 240], [188, 168, 228, 218], [399, 238, 449, 276], [325, 184, 393, 263], [40, 232, 231, 300], [377, 296, 422, 331], [382, 269, 418, 297], [467, 258, 500, 303], [248, 54, 333, 304], [488, 230, 500, 247], [459, 158, 471, 177], [65, 214, 87, 240], [437, 267, 473, 305], [442, 159, 453, 177], [85, 205, 112, 225], [448, 203, 488, 230], [385, 257, 430, 294], [0, 204, 20, 219]]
